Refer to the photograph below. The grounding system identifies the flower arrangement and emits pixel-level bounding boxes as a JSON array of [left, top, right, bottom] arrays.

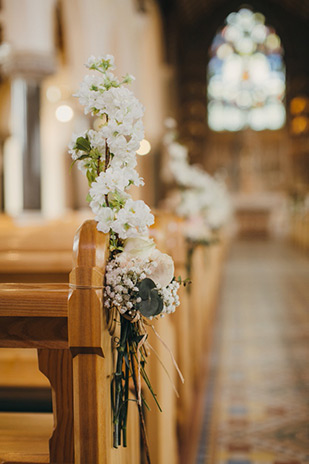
[[163, 118, 232, 237], [69, 55, 182, 462]]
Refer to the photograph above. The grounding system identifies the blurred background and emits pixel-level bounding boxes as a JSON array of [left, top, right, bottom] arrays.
[[0, 3, 308, 463], [0, 0, 308, 239]]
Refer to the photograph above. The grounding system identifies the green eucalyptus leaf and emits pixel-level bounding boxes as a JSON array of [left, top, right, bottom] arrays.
[[136, 278, 163, 317], [137, 278, 156, 299]]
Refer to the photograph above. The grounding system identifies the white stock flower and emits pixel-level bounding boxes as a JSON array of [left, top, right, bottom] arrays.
[[169, 142, 188, 161], [75, 74, 104, 114], [87, 130, 106, 154], [95, 207, 115, 233], [90, 166, 144, 204], [86, 54, 115, 70], [112, 199, 154, 239]]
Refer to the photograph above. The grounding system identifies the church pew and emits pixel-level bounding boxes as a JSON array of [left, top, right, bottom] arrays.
[[190, 240, 226, 387], [0, 412, 52, 463], [0, 212, 228, 463], [0, 212, 90, 404], [0, 211, 91, 283], [290, 211, 309, 252], [0, 212, 187, 463], [149, 212, 227, 462], [150, 213, 192, 443], [0, 220, 140, 464]]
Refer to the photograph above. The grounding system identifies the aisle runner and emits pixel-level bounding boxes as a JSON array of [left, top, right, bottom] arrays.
[[197, 240, 309, 464]]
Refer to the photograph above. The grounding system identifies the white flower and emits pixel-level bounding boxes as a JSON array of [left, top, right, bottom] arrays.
[[112, 199, 154, 239], [87, 130, 106, 154], [123, 237, 156, 258], [75, 74, 104, 114], [148, 250, 174, 287], [169, 142, 188, 161], [89, 166, 144, 204], [85, 54, 115, 70], [95, 207, 115, 233]]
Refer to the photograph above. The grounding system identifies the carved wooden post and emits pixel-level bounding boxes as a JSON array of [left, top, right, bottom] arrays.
[[68, 220, 110, 464], [38, 348, 74, 464]]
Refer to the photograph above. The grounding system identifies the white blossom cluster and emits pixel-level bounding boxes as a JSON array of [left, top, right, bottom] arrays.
[[164, 122, 232, 230], [70, 56, 181, 321], [69, 55, 154, 239], [157, 280, 180, 315], [104, 250, 180, 317]]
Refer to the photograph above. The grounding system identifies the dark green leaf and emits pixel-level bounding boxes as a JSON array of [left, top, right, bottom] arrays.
[[136, 278, 164, 317], [137, 278, 156, 299], [75, 136, 91, 152], [136, 290, 163, 317]]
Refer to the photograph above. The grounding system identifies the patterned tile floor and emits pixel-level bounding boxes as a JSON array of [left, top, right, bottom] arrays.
[[197, 239, 309, 464]]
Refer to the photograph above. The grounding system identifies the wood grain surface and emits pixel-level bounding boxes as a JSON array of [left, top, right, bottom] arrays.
[[0, 317, 68, 349], [0, 284, 69, 318], [0, 412, 52, 463], [38, 349, 74, 464]]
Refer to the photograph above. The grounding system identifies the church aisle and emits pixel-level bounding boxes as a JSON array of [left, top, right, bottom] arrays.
[[196, 239, 309, 464]]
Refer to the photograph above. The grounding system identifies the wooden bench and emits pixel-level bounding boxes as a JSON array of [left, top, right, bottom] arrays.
[[0, 213, 90, 409], [0, 220, 140, 464], [0, 213, 228, 463], [290, 211, 309, 252], [0, 212, 90, 283]]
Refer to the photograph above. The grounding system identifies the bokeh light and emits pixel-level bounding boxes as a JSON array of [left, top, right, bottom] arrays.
[[55, 105, 74, 123], [137, 139, 151, 155]]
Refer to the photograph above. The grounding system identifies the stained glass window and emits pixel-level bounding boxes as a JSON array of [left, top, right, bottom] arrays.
[[207, 8, 286, 131]]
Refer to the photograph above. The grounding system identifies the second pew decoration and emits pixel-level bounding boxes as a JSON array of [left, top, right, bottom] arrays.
[[163, 118, 232, 240], [69, 55, 182, 461]]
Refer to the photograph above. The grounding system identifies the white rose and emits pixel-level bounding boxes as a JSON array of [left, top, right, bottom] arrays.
[[149, 250, 174, 287], [123, 237, 156, 258]]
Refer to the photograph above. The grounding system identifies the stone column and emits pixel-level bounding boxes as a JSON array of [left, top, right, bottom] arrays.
[[1, 0, 56, 212]]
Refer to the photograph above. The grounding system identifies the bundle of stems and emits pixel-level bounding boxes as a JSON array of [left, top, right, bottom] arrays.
[[111, 315, 161, 464]]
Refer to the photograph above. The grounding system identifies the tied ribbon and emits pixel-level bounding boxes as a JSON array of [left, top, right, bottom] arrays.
[[69, 283, 104, 290]]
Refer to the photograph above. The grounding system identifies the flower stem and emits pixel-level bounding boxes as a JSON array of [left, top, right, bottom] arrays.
[[104, 116, 110, 207], [130, 347, 151, 464], [113, 316, 129, 448]]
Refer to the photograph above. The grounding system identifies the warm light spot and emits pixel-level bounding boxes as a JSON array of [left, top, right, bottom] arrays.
[[46, 86, 62, 103], [137, 139, 151, 156], [55, 105, 74, 122], [290, 97, 307, 115], [291, 116, 308, 134]]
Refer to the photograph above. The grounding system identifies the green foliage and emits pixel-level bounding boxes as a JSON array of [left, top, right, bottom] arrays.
[[74, 136, 91, 153], [136, 278, 163, 317], [176, 276, 192, 287]]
